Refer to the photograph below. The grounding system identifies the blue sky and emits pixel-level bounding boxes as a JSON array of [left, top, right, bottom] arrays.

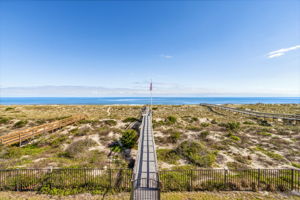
[[0, 0, 299, 97]]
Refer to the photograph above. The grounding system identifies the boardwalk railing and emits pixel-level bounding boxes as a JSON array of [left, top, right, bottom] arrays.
[[0, 115, 86, 146], [201, 104, 300, 121], [0, 169, 299, 192], [132, 107, 160, 199]]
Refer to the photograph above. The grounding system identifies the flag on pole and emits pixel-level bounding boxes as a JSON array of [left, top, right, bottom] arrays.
[[150, 81, 152, 91]]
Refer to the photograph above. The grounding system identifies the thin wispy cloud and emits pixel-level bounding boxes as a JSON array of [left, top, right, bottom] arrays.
[[160, 54, 173, 59], [267, 45, 300, 58]]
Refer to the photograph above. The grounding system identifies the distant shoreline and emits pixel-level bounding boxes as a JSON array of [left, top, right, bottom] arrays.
[[0, 97, 299, 105]]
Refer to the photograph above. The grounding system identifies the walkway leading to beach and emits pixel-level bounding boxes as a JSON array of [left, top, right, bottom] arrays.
[[0, 115, 86, 146], [131, 107, 160, 200], [201, 104, 300, 122]]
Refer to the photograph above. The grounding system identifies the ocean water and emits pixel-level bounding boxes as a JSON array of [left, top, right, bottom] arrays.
[[0, 97, 299, 105]]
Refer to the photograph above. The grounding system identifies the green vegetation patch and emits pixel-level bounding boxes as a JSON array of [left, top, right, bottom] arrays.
[[103, 119, 117, 126], [199, 131, 210, 139], [256, 132, 272, 136], [224, 122, 240, 132], [122, 117, 139, 123], [5, 107, 14, 111], [0, 144, 47, 159], [120, 129, 138, 149], [168, 131, 182, 143], [176, 140, 217, 167], [63, 138, 97, 158], [157, 149, 180, 164], [0, 116, 10, 124], [13, 120, 28, 128], [254, 146, 284, 161], [165, 116, 177, 124], [291, 162, 300, 169]]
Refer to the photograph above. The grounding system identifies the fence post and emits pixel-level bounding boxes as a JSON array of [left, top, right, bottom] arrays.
[[257, 169, 261, 190], [16, 169, 20, 191], [224, 169, 228, 189], [291, 169, 294, 191], [190, 170, 193, 191], [109, 169, 112, 190]]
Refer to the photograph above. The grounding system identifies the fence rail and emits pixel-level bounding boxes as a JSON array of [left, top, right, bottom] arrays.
[[0, 115, 86, 146], [0, 168, 299, 192]]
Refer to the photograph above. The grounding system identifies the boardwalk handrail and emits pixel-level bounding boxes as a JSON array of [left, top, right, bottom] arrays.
[[201, 103, 300, 121], [131, 107, 160, 200], [0, 115, 86, 146]]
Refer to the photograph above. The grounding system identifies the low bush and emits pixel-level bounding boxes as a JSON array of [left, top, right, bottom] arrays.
[[258, 120, 271, 127], [13, 120, 28, 128], [199, 131, 210, 139], [48, 135, 69, 147], [201, 122, 210, 127], [122, 117, 138, 123], [98, 127, 111, 136], [224, 122, 240, 132], [256, 132, 272, 136], [187, 126, 202, 132], [165, 116, 177, 124], [0, 144, 46, 159], [120, 129, 138, 149], [103, 119, 117, 126], [243, 121, 255, 125], [291, 162, 300, 168], [176, 140, 216, 167], [254, 146, 284, 161], [157, 149, 180, 164], [168, 131, 182, 143], [0, 117, 9, 124], [5, 107, 14, 111], [64, 139, 97, 158]]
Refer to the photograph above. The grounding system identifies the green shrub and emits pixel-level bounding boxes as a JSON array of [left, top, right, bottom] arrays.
[[49, 135, 69, 147], [120, 129, 138, 149], [103, 120, 117, 126], [224, 122, 240, 131], [258, 120, 271, 127], [243, 121, 255, 125], [122, 117, 138, 123], [13, 120, 28, 128], [226, 132, 240, 141], [157, 149, 180, 164], [187, 126, 201, 132], [168, 131, 181, 143], [5, 107, 14, 111], [256, 132, 272, 136], [72, 126, 90, 136], [201, 180, 226, 191], [176, 141, 216, 167], [1, 144, 46, 159], [201, 122, 210, 127], [255, 146, 284, 161], [211, 119, 217, 124], [199, 131, 210, 139], [0, 117, 9, 124], [230, 135, 240, 141], [166, 116, 177, 124], [98, 127, 111, 136], [291, 162, 300, 168], [64, 139, 97, 158]]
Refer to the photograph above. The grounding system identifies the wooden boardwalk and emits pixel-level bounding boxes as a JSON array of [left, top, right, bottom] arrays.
[[131, 107, 160, 200], [0, 115, 86, 146], [201, 104, 300, 122]]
